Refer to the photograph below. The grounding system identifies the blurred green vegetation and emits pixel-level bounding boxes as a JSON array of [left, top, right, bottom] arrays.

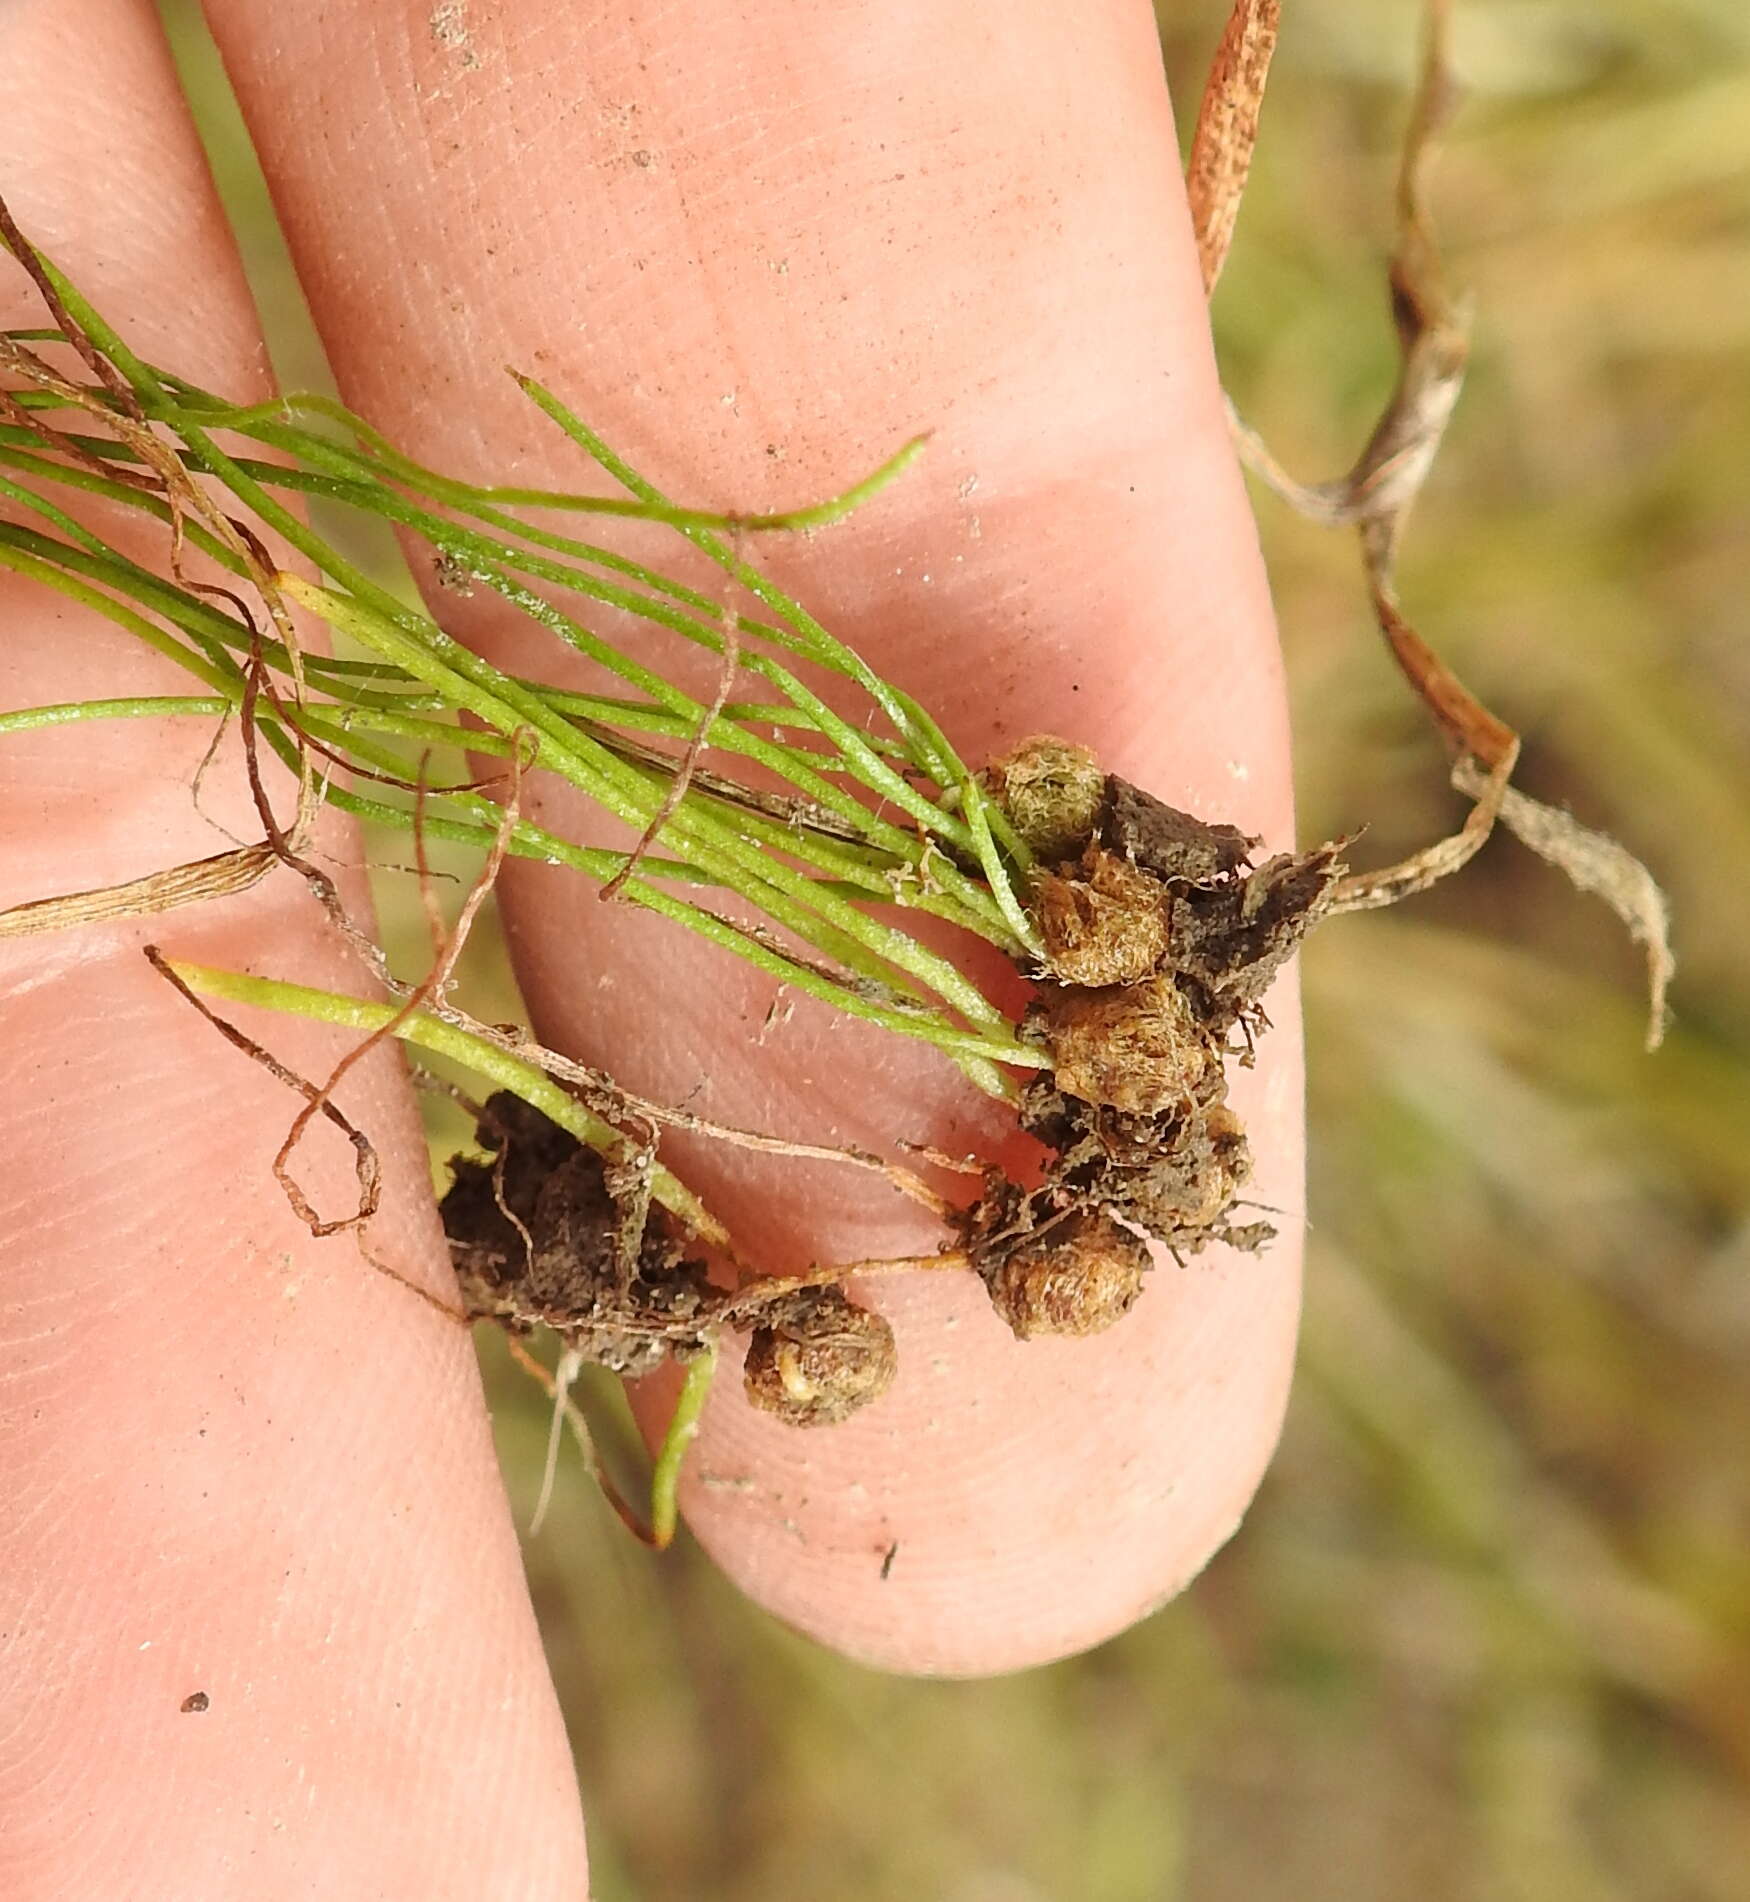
[[158, 2, 1750, 1897]]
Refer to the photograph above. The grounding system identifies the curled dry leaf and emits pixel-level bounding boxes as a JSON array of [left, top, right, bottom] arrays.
[[0, 843, 278, 940], [1217, 0, 1674, 1043], [1452, 759, 1675, 1052]]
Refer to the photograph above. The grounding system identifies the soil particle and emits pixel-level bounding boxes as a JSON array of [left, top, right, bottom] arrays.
[[444, 1102, 897, 1425], [440, 1093, 714, 1377], [1165, 841, 1346, 1032], [1101, 777, 1257, 886], [1019, 1086, 1256, 1240]]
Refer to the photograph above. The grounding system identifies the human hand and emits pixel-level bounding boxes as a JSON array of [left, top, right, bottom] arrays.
[[0, 2, 1298, 1894]]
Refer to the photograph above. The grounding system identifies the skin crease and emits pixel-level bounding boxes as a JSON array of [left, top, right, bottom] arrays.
[[0, 0, 1300, 1892]]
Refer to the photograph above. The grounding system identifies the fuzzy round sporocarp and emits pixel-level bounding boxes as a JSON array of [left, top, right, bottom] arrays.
[[1038, 974, 1222, 1116], [980, 1210, 1151, 1340], [1032, 846, 1171, 987], [980, 734, 1106, 867], [741, 1286, 899, 1428]]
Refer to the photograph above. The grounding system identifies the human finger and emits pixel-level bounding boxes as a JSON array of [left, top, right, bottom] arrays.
[[0, 2, 587, 1889], [205, 0, 1301, 1673]]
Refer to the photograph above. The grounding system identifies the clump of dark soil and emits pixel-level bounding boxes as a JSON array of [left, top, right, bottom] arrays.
[[442, 1093, 898, 1423], [442, 1092, 716, 1378], [962, 738, 1343, 1337]]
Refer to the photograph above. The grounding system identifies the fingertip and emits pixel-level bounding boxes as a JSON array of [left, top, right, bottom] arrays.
[[627, 1016, 1303, 1675], [206, 0, 1304, 1671]]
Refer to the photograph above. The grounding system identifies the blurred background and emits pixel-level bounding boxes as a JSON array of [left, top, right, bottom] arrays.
[[158, 2, 1750, 1896]]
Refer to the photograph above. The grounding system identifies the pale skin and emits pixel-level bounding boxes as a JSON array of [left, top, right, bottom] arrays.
[[0, 1, 1300, 1895]]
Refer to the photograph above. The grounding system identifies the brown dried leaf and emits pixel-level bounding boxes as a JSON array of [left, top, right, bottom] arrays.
[[1453, 759, 1674, 1052], [1228, 0, 1467, 551], [0, 843, 278, 939], [1328, 744, 1516, 916], [1221, 0, 1673, 1041], [1223, 1, 1498, 780], [1360, 565, 1517, 770], [1187, 0, 1284, 296]]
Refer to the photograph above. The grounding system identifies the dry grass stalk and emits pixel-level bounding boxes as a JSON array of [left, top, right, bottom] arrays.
[[1210, 0, 1673, 1047]]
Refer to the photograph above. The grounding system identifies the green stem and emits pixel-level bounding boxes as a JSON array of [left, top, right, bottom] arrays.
[[0, 693, 229, 735], [0, 537, 237, 694], [649, 1346, 719, 1550], [284, 575, 1022, 1040], [4, 683, 1031, 1081], [3, 269, 1043, 1087]]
